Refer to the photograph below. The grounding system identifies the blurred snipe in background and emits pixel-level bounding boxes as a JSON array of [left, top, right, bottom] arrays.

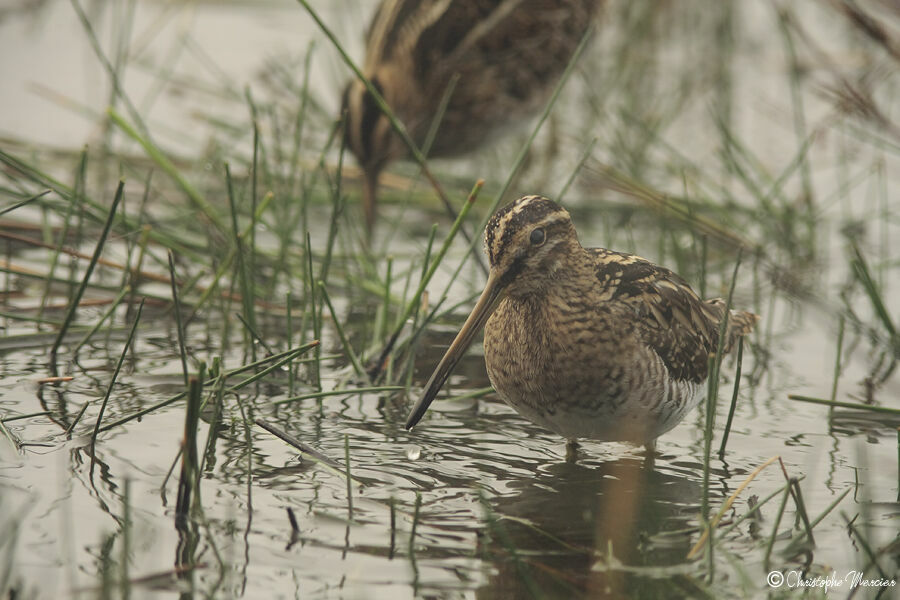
[[341, 0, 601, 231]]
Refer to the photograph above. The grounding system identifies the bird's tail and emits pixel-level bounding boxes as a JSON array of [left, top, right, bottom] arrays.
[[705, 299, 760, 354]]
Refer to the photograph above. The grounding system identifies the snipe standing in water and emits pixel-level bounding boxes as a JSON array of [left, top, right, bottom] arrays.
[[341, 0, 600, 231], [405, 195, 759, 455]]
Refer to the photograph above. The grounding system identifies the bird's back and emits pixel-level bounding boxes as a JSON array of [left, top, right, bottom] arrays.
[[355, 0, 600, 156], [589, 248, 758, 385]]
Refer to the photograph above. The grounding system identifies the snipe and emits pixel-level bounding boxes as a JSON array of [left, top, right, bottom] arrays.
[[405, 195, 759, 454], [341, 0, 600, 231]]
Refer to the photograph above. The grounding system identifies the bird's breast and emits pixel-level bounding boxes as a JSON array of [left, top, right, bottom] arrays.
[[481, 293, 704, 442], [483, 294, 625, 412]]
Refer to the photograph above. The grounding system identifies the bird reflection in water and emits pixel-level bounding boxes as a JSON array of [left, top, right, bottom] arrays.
[[476, 454, 703, 598]]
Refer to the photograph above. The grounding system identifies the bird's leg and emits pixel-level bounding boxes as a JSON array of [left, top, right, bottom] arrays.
[[642, 439, 657, 468], [565, 439, 580, 462]]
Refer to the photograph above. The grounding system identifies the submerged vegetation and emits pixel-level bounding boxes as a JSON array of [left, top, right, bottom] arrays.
[[0, 0, 898, 598]]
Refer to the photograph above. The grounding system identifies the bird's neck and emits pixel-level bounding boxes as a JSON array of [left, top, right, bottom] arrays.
[[504, 244, 594, 301]]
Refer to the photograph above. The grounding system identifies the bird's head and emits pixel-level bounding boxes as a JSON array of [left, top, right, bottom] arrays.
[[405, 195, 581, 430]]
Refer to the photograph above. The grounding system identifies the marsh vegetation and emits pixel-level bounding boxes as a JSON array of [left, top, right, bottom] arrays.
[[1, 1, 898, 598]]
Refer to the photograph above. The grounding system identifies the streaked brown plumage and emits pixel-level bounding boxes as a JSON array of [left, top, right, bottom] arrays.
[[406, 195, 759, 451], [341, 0, 600, 230]]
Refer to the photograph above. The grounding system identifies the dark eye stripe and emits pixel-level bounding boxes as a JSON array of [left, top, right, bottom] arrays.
[[484, 196, 571, 264]]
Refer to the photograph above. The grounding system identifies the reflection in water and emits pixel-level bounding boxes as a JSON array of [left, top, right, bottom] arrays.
[[478, 456, 701, 599]]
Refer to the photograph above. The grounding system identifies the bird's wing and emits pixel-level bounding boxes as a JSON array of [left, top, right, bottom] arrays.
[[590, 248, 723, 383], [410, 0, 596, 93]]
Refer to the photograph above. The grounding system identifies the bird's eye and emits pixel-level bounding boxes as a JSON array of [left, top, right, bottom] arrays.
[[530, 228, 546, 246]]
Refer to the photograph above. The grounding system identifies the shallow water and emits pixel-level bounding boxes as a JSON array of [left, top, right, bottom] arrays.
[[3, 329, 897, 598], [2, 1, 899, 599]]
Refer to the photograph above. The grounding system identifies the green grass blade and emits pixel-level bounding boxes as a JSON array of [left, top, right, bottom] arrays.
[[98, 342, 320, 433], [108, 109, 226, 233], [367, 180, 483, 381], [51, 180, 125, 356], [0, 189, 49, 217], [168, 250, 189, 387], [274, 385, 404, 405], [89, 297, 144, 475], [318, 281, 365, 377], [71, 286, 131, 353], [786, 394, 900, 416]]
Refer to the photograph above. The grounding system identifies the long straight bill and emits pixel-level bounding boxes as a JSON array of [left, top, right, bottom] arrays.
[[405, 269, 505, 429]]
